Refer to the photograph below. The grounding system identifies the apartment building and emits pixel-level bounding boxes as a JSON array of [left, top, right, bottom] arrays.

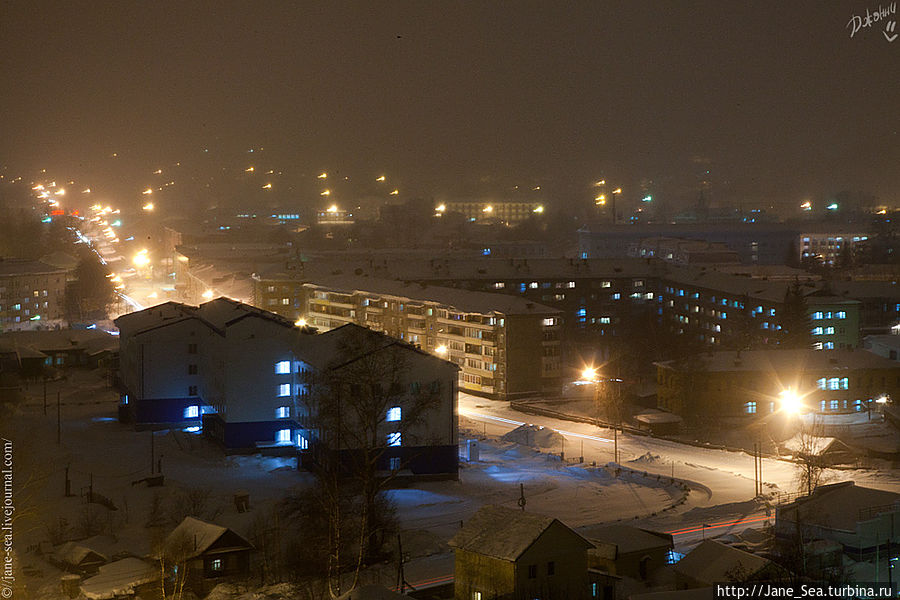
[[656, 348, 900, 418], [115, 298, 459, 476], [254, 274, 563, 399], [0, 258, 68, 331]]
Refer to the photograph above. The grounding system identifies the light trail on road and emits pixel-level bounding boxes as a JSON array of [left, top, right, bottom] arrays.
[[666, 513, 770, 536], [392, 573, 454, 592]]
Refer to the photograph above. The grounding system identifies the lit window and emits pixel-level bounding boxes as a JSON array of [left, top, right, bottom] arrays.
[[386, 406, 401, 422], [824, 327, 835, 335], [387, 432, 401, 447], [612, 293, 620, 300], [836, 311, 846, 319], [542, 318, 556, 326], [840, 377, 849, 389], [812, 311, 823, 320], [184, 405, 199, 419], [823, 342, 834, 349], [812, 327, 824, 335], [275, 360, 290, 374], [276, 429, 290, 443], [278, 383, 291, 397], [276, 406, 290, 418], [829, 400, 839, 411], [600, 317, 611, 324], [473, 592, 483, 600], [493, 282, 505, 289], [211, 558, 222, 571], [828, 378, 840, 390], [566, 281, 576, 288], [529, 282, 538, 289], [744, 401, 757, 414], [601, 281, 611, 288], [297, 433, 309, 449], [389, 456, 401, 471]]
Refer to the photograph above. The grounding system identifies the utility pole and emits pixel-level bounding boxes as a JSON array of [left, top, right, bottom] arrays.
[[56, 390, 61, 445], [614, 426, 618, 464], [43, 377, 47, 416], [150, 430, 155, 474]]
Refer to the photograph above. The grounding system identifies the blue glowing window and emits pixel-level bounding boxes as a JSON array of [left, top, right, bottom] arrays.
[[275, 360, 290, 374], [386, 406, 401, 422], [184, 405, 199, 419], [387, 432, 401, 447]]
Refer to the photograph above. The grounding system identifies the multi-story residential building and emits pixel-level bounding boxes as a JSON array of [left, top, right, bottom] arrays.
[[294, 276, 562, 399], [579, 223, 801, 265], [441, 200, 544, 225], [798, 231, 870, 265], [115, 298, 459, 475], [807, 297, 861, 350], [627, 237, 740, 265], [656, 348, 900, 418], [0, 258, 68, 331]]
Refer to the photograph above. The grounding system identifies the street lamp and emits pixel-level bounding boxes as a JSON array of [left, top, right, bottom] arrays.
[[778, 389, 805, 415]]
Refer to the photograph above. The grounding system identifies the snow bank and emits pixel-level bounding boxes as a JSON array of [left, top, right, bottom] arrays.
[[501, 424, 564, 450], [631, 452, 663, 465]]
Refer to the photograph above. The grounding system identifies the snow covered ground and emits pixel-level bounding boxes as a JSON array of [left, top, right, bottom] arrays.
[[5, 374, 899, 597]]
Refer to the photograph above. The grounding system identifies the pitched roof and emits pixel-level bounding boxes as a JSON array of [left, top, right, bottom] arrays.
[[449, 505, 591, 561], [584, 525, 674, 555], [54, 542, 108, 567], [778, 481, 900, 531], [674, 540, 769, 585], [161, 516, 251, 560], [0, 257, 67, 276]]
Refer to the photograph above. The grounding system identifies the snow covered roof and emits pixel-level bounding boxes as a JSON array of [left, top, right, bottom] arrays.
[[655, 348, 899, 373], [306, 275, 561, 316], [449, 505, 591, 562], [585, 525, 673, 556], [781, 434, 849, 456], [80, 557, 159, 599], [0, 257, 66, 276], [778, 481, 900, 532], [674, 540, 769, 585], [161, 516, 251, 560], [54, 542, 108, 567]]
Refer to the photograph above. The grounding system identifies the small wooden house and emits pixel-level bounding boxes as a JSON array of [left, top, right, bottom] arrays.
[[450, 505, 595, 600], [159, 516, 253, 596]]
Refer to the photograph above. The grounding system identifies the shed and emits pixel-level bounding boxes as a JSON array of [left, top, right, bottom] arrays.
[[673, 540, 772, 589], [51, 542, 108, 575]]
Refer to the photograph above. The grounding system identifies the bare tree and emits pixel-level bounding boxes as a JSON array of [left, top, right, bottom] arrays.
[[795, 416, 828, 496], [302, 326, 439, 597], [153, 530, 193, 600]]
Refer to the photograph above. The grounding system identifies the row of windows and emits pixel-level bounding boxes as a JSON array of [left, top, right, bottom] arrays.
[[812, 311, 847, 320]]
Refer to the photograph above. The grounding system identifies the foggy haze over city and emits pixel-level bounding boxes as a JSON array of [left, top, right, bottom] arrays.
[[2, 1, 899, 210]]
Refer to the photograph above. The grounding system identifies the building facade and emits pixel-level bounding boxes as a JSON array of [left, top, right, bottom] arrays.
[[0, 258, 68, 331], [253, 274, 563, 399], [115, 299, 459, 474], [656, 349, 900, 418]]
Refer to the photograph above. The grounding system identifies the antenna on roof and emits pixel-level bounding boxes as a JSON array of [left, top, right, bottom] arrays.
[[518, 483, 527, 511]]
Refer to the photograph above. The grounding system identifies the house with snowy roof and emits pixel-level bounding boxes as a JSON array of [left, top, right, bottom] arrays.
[[50, 541, 108, 575], [775, 481, 900, 557], [585, 524, 674, 581], [673, 540, 774, 589], [449, 505, 596, 600], [159, 516, 253, 596]]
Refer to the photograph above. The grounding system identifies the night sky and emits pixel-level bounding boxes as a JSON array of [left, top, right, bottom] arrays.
[[1, 1, 898, 210]]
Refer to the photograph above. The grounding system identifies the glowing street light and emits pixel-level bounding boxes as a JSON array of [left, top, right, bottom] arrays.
[[390, 189, 399, 195], [320, 189, 331, 196], [318, 172, 328, 179], [435, 345, 448, 355], [435, 204, 446, 213], [294, 317, 307, 327], [326, 204, 339, 213], [533, 205, 544, 213], [202, 289, 214, 300], [581, 367, 598, 382], [483, 205, 493, 213], [261, 183, 272, 189], [142, 188, 153, 195], [142, 202, 154, 211], [779, 389, 804, 414], [594, 180, 606, 186], [800, 200, 812, 211], [245, 167, 255, 172], [376, 175, 386, 182], [132, 250, 150, 268], [595, 195, 606, 205]]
